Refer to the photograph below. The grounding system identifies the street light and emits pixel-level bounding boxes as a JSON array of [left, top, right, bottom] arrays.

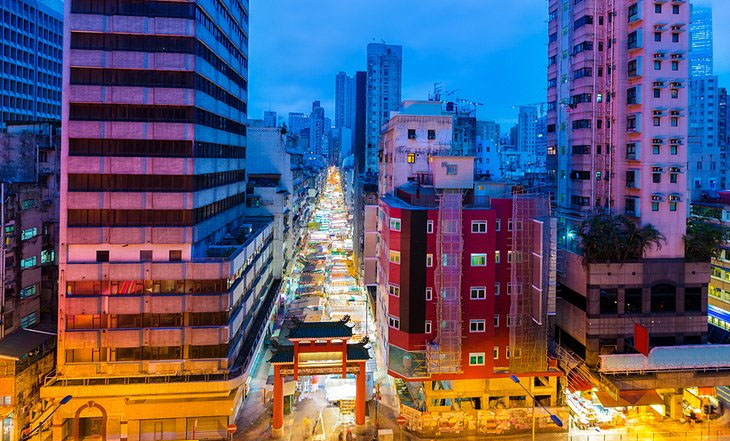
[[21, 395, 73, 441], [510, 375, 562, 441]]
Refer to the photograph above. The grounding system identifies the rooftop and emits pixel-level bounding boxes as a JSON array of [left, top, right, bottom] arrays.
[[287, 316, 354, 340]]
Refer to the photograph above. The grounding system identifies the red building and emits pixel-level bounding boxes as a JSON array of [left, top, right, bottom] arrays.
[[376, 156, 561, 436]]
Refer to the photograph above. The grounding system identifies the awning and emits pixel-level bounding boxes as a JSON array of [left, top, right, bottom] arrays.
[[595, 390, 664, 407], [566, 371, 594, 393], [698, 387, 716, 396]]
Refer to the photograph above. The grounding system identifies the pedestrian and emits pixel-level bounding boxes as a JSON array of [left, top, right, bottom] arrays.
[[338, 431, 344, 441], [345, 429, 353, 441]]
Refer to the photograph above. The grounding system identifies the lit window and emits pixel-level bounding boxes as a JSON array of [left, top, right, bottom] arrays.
[[407, 153, 415, 164], [388, 315, 400, 329], [493, 346, 499, 360], [470, 319, 486, 333], [20, 312, 38, 328], [389, 251, 401, 264], [390, 218, 401, 231], [495, 251, 501, 263], [471, 221, 487, 233], [470, 287, 486, 300], [21, 256, 37, 269], [426, 254, 433, 267], [388, 284, 400, 297], [469, 353, 485, 366], [20, 284, 37, 299], [471, 253, 487, 267], [21, 227, 37, 241], [41, 249, 55, 264]]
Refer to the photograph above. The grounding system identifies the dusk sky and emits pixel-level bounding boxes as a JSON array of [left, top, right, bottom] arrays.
[[249, 0, 730, 127]]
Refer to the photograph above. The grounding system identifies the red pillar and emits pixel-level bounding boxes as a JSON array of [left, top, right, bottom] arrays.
[[355, 361, 366, 426], [273, 365, 284, 437], [341, 341, 347, 378], [293, 342, 299, 380]]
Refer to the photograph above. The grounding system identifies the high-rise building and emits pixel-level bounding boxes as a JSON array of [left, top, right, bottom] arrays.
[[476, 120, 501, 147], [0, 0, 63, 125], [335, 71, 356, 130], [689, 4, 713, 78], [688, 76, 721, 198], [0, 122, 60, 441], [288, 112, 309, 136], [309, 100, 325, 156], [365, 43, 402, 173], [548, 0, 708, 367], [720, 87, 729, 190], [42, 2, 279, 438], [263, 110, 277, 128], [516, 105, 538, 155]]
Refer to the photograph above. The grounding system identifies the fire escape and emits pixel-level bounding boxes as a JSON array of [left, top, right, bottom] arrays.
[[427, 190, 463, 374]]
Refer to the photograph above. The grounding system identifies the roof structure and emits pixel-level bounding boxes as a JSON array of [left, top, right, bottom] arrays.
[[287, 316, 354, 340], [0, 328, 55, 360], [599, 344, 730, 373]]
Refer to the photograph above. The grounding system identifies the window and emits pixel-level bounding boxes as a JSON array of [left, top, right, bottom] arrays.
[[651, 284, 676, 313], [389, 218, 401, 231], [388, 315, 400, 329], [20, 284, 38, 299], [495, 219, 501, 231], [470, 287, 486, 300], [671, 88, 679, 99], [140, 250, 153, 261], [653, 88, 661, 98], [426, 254, 433, 267], [672, 4, 679, 14], [493, 346, 499, 360], [169, 250, 182, 261], [21, 256, 37, 269], [425, 321, 432, 334], [20, 312, 38, 328], [389, 251, 401, 264], [671, 117, 678, 127], [652, 173, 661, 183], [426, 287, 433, 301], [670, 145, 678, 155], [670, 202, 677, 211], [654, 61, 661, 70], [408, 129, 416, 139], [654, 32, 661, 42], [388, 284, 400, 297], [494, 283, 501, 296], [494, 314, 500, 327], [469, 353, 485, 366], [21, 227, 37, 240], [470, 320, 486, 333], [655, 3, 662, 13], [507, 219, 513, 231], [495, 251, 501, 264], [670, 173, 678, 183], [625, 288, 643, 313], [471, 254, 487, 267], [672, 61, 679, 71], [653, 117, 661, 127], [653, 145, 660, 155], [96, 250, 109, 262], [427, 220, 434, 234], [672, 33, 679, 43], [652, 202, 659, 211], [428, 130, 436, 140], [471, 221, 487, 233], [22, 199, 37, 210], [685, 287, 701, 312], [599, 288, 618, 314]]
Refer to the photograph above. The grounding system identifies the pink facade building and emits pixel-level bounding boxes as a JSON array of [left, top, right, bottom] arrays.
[[548, 0, 709, 367], [41, 2, 279, 441]]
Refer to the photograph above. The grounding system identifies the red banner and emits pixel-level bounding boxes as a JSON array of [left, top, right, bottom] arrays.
[[634, 323, 649, 356]]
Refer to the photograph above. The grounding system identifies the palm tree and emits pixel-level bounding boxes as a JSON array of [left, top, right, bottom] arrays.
[[578, 214, 665, 265], [684, 216, 727, 262]]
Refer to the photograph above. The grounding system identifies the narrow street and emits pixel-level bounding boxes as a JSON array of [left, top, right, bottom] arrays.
[[235, 167, 378, 441]]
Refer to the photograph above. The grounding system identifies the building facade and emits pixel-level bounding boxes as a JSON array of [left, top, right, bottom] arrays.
[[335, 71, 355, 131], [689, 4, 712, 78], [365, 43, 402, 174], [688, 75, 722, 199], [41, 2, 280, 440], [547, 0, 708, 367], [0, 0, 63, 125]]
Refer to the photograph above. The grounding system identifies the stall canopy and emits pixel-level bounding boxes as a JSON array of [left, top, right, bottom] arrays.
[[594, 390, 664, 407]]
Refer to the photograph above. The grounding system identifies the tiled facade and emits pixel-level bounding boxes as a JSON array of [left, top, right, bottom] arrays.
[[41, 2, 280, 440]]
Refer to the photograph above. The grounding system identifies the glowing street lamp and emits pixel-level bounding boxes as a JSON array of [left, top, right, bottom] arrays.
[[510, 375, 562, 441]]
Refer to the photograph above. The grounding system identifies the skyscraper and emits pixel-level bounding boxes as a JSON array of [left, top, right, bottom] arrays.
[[548, 0, 707, 367], [335, 71, 355, 130], [309, 100, 325, 156], [288, 111, 309, 136], [365, 43, 402, 173], [476, 120, 501, 147], [43, 2, 278, 438], [689, 4, 713, 78], [517, 105, 539, 156], [688, 76, 721, 198], [264, 110, 278, 128], [0, 0, 63, 125]]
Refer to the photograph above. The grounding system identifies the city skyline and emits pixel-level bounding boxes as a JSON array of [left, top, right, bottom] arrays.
[[249, 0, 730, 126]]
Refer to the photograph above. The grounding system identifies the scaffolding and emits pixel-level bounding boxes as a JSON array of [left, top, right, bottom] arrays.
[[427, 189, 463, 374], [509, 192, 553, 374]]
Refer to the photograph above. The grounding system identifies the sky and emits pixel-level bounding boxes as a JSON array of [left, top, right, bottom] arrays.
[[249, 0, 730, 127]]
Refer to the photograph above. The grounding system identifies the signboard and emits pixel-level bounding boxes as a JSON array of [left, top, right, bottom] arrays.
[[226, 425, 237, 434], [396, 415, 407, 426]]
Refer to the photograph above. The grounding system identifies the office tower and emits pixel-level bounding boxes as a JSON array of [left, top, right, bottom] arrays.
[[309, 100, 325, 156], [335, 71, 356, 130], [376, 141, 558, 435], [689, 4, 713, 78], [688, 76, 721, 198], [548, 0, 708, 368], [0, 122, 60, 441], [287, 112, 309, 136], [352, 71, 369, 275], [0, 0, 63, 125], [43, 2, 279, 439], [263, 110, 277, 128], [477, 120, 501, 147], [516, 105, 539, 155], [365, 43, 402, 173], [721, 88, 729, 190]]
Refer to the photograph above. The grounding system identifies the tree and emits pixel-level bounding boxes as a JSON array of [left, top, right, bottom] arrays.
[[577, 214, 666, 266], [280, 123, 288, 135], [684, 216, 727, 262]]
